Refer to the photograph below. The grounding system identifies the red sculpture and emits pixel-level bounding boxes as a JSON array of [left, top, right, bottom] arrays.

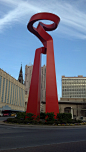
[[26, 12, 60, 117]]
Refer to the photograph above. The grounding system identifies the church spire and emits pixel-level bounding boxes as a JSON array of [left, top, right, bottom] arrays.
[[18, 64, 23, 84]]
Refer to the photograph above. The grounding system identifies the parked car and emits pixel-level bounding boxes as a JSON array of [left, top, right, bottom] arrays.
[[11, 113, 16, 117], [3, 113, 9, 117], [0, 113, 3, 117]]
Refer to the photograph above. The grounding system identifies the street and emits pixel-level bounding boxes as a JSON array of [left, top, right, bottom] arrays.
[[0, 116, 13, 121], [0, 124, 86, 152]]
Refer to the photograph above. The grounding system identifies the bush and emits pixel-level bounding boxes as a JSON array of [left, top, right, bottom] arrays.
[[17, 119, 24, 124], [45, 112, 55, 123], [71, 119, 82, 124], [26, 113, 35, 121], [32, 120, 38, 124], [45, 120, 55, 125], [40, 112, 46, 119], [7, 118, 14, 123], [38, 120, 44, 125], [35, 115, 40, 121], [57, 113, 72, 124], [6, 112, 83, 125], [54, 119, 60, 125], [7, 118, 20, 123], [23, 119, 30, 124], [76, 119, 82, 123], [16, 112, 26, 120], [78, 120, 82, 123], [12, 119, 19, 123]]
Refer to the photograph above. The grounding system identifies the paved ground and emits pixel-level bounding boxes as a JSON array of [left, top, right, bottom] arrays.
[[0, 124, 86, 152], [0, 116, 14, 121], [0, 141, 86, 152]]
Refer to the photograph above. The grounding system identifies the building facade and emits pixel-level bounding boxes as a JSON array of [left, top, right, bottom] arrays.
[[0, 68, 25, 111], [60, 75, 86, 120], [59, 98, 86, 120], [25, 65, 46, 112], [62, 75, 86, 98]]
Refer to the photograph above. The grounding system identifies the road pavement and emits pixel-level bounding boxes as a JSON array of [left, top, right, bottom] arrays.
[[0, 124, 86, 152], [0, 116, 14, 121]]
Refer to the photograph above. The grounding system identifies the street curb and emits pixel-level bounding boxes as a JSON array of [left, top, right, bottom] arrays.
[[0, 121, 86, 128]]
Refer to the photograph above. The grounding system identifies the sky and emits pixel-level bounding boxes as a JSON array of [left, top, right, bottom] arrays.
[[0, 0, 86, 100]]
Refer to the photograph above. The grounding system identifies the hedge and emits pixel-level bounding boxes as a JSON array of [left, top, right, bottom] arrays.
[[6, 112, 83, 125]]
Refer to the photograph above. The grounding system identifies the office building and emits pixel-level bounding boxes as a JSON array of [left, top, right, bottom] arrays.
[[62, 75, 86, 98], [25, 65, 46, 112], [59, 75, 86, 120], [0, 68, 25, 111]]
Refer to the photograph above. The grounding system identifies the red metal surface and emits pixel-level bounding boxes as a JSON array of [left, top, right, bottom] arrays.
[[26, 12, 60, 117], [26, 48, 41, 117]]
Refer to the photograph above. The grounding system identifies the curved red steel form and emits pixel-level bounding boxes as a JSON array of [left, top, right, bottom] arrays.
[[26, 12, 60, 117]]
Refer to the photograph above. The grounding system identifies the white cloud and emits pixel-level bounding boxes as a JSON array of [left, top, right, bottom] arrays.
[[0, 1, 42, 31], [0, 0, 86, 39]]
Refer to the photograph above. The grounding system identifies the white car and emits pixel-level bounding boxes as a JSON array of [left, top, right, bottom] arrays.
[[0, 113, 3, 117]]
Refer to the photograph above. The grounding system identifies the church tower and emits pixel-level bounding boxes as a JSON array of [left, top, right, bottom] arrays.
[[18, 64, 23, 84]]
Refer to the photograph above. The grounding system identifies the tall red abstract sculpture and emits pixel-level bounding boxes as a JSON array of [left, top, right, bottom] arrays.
[[26, 12, 60, 117]]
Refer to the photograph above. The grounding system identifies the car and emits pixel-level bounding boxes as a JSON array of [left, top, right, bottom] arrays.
[[3, 113, 9, 117], [11, 113, 16, 117], [0, 113, 3, 117]]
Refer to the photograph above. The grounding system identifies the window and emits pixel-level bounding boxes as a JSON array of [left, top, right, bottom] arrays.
[[25, 91, 27, 95], [19, 88, 21, 106], [5, 79, 8, 103], [22, 89, 24, 107], [1, 78, 5, 102], [15, 85, 16, 105], [7, 81, 10, 103], [10, 82, 12, 104], [13, 84, 14, 105], [16, 86, 19, 106]]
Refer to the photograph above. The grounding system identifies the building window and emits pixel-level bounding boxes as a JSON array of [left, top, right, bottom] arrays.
[[15, 85, 16, 105], [17, 87, 19, 106], [10, 82, 12, 104], [7, 81, 10, 104], [25, 91, 27, 95], [13, 84, 14, 105], [5, 79, 8, 103], [1, 78, 5, 103]]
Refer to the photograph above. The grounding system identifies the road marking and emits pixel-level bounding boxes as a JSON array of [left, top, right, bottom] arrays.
[[0, 136, 24, 138]]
